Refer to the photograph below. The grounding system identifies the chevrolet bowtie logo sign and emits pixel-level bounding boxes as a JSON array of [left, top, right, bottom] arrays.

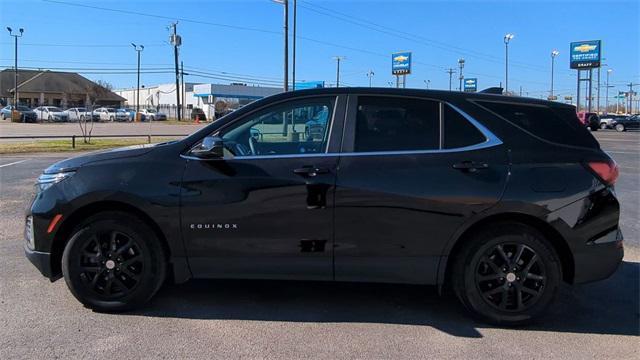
[[574, 44, 597, 53]]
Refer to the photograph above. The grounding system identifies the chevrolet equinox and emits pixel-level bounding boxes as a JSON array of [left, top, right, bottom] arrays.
[[25, 88, 623, 325]]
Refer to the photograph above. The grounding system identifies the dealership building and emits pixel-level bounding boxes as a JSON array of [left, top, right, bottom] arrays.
[[0, 69, 125, 108]]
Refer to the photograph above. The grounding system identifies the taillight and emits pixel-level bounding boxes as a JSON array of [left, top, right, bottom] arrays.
[[587, 160, 619, 186]]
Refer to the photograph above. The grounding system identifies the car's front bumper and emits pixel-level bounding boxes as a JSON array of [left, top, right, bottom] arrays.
[[24, 245, 55, 279]]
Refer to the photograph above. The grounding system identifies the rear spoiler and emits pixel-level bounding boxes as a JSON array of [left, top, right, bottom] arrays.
[[479, 87, 504, 94]]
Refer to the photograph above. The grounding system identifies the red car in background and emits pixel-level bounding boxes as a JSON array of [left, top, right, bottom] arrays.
[[577, 111, 600, 131]]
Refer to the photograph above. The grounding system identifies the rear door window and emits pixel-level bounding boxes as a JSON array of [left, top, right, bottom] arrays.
[[476, 101, 598, 148], [354, 96, 439, 152], [443, 105, 486, 149]]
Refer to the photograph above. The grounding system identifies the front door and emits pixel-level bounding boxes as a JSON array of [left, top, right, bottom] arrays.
[[181, 95, 345, 280], [334, 95, 509, 284]]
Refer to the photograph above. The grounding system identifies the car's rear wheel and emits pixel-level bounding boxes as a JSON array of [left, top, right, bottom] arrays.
[[600, 122, 608, 130], [615, 123, 625, 132], [452, 222, 561, 325], [62, 211, 166, 312]]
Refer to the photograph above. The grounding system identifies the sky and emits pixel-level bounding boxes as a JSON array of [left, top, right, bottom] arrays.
[[1, 0, 638, 101]]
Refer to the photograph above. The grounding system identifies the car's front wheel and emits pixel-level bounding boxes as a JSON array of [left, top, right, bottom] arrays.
[[451, 222, 561, 325], [600, 122, 608, 130], [62, 211, 166, 312], [615, 123, 625, 132]]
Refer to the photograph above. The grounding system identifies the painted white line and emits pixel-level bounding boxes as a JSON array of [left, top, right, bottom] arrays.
[[0, 159, 28, 168]]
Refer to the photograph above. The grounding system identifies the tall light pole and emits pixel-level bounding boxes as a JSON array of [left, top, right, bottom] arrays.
[[424, 79, 430, 89], [458, 58, 465, 92], [6, 27, 24, 107], [272, 0, 289, 92], [605, 69, 612, 114], [550, 50, 559, 98], [131, 43, 144, 118], [504, 33, 514, 94], [333, 56, 345, 87], [366, 70, 375, 87]]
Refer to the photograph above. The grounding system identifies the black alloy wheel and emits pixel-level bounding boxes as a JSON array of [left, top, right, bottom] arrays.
[[62, 211, 166, 312], [474, 243, 545, 312], [452, 222, 561, 325], [77, 230, 144, 299]]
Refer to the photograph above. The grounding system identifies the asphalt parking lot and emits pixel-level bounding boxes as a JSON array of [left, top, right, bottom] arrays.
[[0, 131, 638, 359]]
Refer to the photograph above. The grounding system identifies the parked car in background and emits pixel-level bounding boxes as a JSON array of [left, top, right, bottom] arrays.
[[34, 106, 68, 122], [1, 105, 37, 122], [140, 108, 167, 121], [119, 108, 146, 122], [191, 107, 207, 121], [65, 107, 99, 122], [304, 107, 329, 140], [577, 111, 599, 131], [599, 114, 628, 129], [94, 107, 128, 122], [611, 114, 640, 132]]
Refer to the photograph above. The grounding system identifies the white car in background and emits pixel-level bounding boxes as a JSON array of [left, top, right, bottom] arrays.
[[64, 107, 99, 122], [94, 107, 129, 122], [140, 108, 167, 121], [33, 106, 68, 122]]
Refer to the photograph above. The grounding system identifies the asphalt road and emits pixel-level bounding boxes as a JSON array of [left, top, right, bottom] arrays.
[[0, 131, 638, 359]]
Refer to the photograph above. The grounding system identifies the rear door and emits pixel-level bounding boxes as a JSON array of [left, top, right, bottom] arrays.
[[334, 95, 509, 284]]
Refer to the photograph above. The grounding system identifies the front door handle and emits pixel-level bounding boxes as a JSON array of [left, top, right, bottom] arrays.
[[293, 166, 329, 177], [452, 161, 489, 173]]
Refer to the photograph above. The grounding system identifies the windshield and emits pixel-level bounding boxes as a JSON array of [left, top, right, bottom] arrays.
[[107, 108, 115, 112]]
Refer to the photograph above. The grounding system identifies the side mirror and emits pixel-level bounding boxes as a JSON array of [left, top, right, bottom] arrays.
[[191, 136, 224, 159]]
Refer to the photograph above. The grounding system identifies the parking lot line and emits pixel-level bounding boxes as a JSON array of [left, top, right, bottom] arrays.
[[0, 159, 28, 168]]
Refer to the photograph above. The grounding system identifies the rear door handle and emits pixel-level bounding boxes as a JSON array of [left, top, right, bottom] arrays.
[[293, 166, 330, 177], [452, 161, 489, 173]]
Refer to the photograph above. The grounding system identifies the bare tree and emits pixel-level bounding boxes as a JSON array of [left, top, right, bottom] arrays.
[[79, 83, 111, 144]]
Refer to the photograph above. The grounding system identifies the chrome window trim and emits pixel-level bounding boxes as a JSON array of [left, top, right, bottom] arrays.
[[181, 100, 502, 161]]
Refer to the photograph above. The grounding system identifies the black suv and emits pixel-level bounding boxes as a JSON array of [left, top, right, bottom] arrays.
[[25, 88, 623, 325]]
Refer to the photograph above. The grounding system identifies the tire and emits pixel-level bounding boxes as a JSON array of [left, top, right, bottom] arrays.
[[1, 113, 5, 120], [615, 124, 625, 132], [451, 222, 561, 326], [600, 122, 608, 130], [62, 211, 166, 312], [109, 116, 114, 122], [48, 115, 52, 121], [80, 115, 85, 121]]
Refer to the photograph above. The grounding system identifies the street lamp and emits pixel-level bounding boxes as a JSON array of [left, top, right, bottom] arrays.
[[550, 50, 559, 98], [7, 27, 24, 107], [424, 79, 430, 89], [131, 43, 144, 119], [366, 70, 375, 87], [272, 0, 289, 92], [606, 69, 612, 114], [504, 33, 514, 94], [458, 58, 465, 92]]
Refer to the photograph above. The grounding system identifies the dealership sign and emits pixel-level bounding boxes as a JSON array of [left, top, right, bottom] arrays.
[[392, 52, 412, 75], [463, 78, 477, 92], [570, 40, 601, 69]]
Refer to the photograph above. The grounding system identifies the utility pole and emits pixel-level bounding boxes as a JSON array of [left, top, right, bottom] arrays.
[[605, 69, 612, 114], [446, 68, 456, 91], [550, 50, 559, 98], [292, 0, 296, 90], [458, 58, 465, 92], [596, 67, 601, 113], [366, 70, 375, 87], [6, 27, 23, 107], [169, 22, 182, 121], [504, 33, 514, 94], [333, 56, 345, 88], [131, 43, 144, 119], [628, 83, 638, 114], [181, 61, 185, 118]]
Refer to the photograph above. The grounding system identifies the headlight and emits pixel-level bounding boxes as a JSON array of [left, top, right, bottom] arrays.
[[36, 171, 75, 193]]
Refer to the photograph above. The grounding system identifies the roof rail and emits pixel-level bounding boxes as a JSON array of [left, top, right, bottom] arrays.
[[479, 87, 504, 94]]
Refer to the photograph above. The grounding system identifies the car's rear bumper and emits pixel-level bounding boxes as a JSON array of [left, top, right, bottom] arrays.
[[573, 227, 624, 284]]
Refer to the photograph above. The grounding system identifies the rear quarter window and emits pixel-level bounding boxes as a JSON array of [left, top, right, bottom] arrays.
[[475, 101, 599, 149]]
